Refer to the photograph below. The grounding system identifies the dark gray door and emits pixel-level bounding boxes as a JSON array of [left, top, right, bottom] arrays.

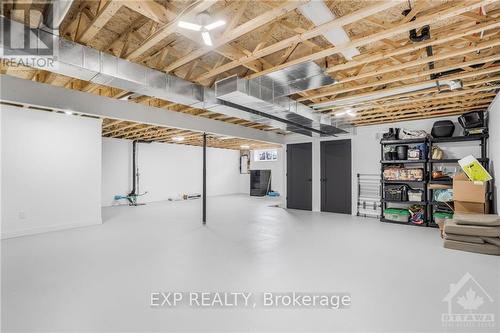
[[321, 140, 351, 214], [287, 143, 312, 210]]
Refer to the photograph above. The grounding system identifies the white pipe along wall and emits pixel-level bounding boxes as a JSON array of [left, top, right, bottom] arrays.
[[1, 105, 102, 238], [101, 137, 249, 206]]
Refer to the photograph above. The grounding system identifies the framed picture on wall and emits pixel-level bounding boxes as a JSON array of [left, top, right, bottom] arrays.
[[254, 149, 278, 162]]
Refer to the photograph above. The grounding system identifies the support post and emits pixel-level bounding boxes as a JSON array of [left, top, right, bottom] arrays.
[[312, 136, 321, 212], [203, 133, 207, 224]]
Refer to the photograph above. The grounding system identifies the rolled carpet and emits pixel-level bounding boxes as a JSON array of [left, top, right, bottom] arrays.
[[444, 240, 500, 256], [454, 212, 500, 226], [444, 220, 500, 237], [444, 233, 484, 244]]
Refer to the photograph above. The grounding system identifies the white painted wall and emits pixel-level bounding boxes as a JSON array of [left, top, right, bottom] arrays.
[[101, 138, 249, 206], [101, 137, 132, 207], [0, 103, 2, 228], [1, 106, 102, 238], [488, 93, 500, 213], [249, 147, 284, 195], [286, 115, 482, 215]]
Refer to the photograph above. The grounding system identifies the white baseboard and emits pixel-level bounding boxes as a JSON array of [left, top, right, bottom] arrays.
[[1, 219, 102, 239]]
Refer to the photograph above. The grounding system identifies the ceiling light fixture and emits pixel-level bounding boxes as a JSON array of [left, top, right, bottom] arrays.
[[64, 110, 73, 115], [177, 11, 225, 46], [334, 108, 356, 118], [172, 136, 185, 142], [240, 145, 250, 149]]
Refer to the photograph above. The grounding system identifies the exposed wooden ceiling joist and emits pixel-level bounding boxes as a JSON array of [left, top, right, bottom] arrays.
[[301, 55, 500, 102], [244, 0, 489, 79], [78, 1, 122, 43], [325, 16, 500, 74], [195, 0, 399, 82], [165, 0, 308, 72], [325, 84, 500, 114]]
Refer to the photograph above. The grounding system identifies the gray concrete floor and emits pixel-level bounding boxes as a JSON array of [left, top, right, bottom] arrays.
[[2, 194, 499, 332]]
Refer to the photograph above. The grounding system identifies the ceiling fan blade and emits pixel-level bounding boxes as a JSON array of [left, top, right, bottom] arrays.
[[177, 21, 202, 31], [201, 31, 213, 46], [204, 20, 226, 31]]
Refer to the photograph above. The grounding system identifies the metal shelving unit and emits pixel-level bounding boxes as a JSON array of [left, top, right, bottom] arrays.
[[381, 160, 426, 164], [427, 133, 489, 228], [380, 133, 490, 228], [380, 218, 427, 227], [380, 138, 428, 226]]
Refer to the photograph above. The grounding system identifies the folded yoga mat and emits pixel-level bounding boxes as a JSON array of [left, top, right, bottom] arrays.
[[444, 240, 500, 255], [444, 220, 500, 237], [454, 212, 500, 226], [483, 237, 500, 247], [444, 233, 484, 244]]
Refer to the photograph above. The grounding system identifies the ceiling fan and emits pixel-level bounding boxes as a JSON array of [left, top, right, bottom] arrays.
[[177, 11, 226, 46]]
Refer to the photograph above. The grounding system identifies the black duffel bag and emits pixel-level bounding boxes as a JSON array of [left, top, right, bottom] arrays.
[[384, 185, 408, 201]]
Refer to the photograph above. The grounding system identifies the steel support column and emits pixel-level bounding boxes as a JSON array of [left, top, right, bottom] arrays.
[[203, 133, 207, 224]]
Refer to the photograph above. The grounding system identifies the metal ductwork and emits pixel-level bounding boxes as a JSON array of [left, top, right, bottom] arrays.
[[55, 36, 206, 107], [263, 61, 337, 97], [214, 74, 344, 136], [42, 0, 75, 34], [0, 17, 345, 136]]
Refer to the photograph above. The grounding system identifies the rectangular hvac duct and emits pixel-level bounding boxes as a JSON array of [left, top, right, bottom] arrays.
[[215, 75, 346, 136], [264, 61, 336, 97]]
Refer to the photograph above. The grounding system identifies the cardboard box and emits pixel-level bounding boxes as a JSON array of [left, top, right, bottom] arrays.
[[453, 172, 489, 213], [454, 201, 489, 214], [453, 173, 486, 203]]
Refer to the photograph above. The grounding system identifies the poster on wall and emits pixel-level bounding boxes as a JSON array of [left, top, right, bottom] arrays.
[[255, 149, 278, 162]]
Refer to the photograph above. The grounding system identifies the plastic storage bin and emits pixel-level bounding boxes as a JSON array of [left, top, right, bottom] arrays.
[[384, 208, 410, 222], [434, 212, 453, 237], [383, 168, 424, 181], [408, 190, 423, 201], [434, 211, 453, 224]]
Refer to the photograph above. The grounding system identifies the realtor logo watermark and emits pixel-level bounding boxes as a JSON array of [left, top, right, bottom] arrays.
[[1, 1, 57, 69], [442, 272, 495, 328], [151, 292, 351, 310]]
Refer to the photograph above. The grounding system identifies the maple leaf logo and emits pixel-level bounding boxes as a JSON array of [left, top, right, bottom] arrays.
[[457, 288, 484, 311]]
